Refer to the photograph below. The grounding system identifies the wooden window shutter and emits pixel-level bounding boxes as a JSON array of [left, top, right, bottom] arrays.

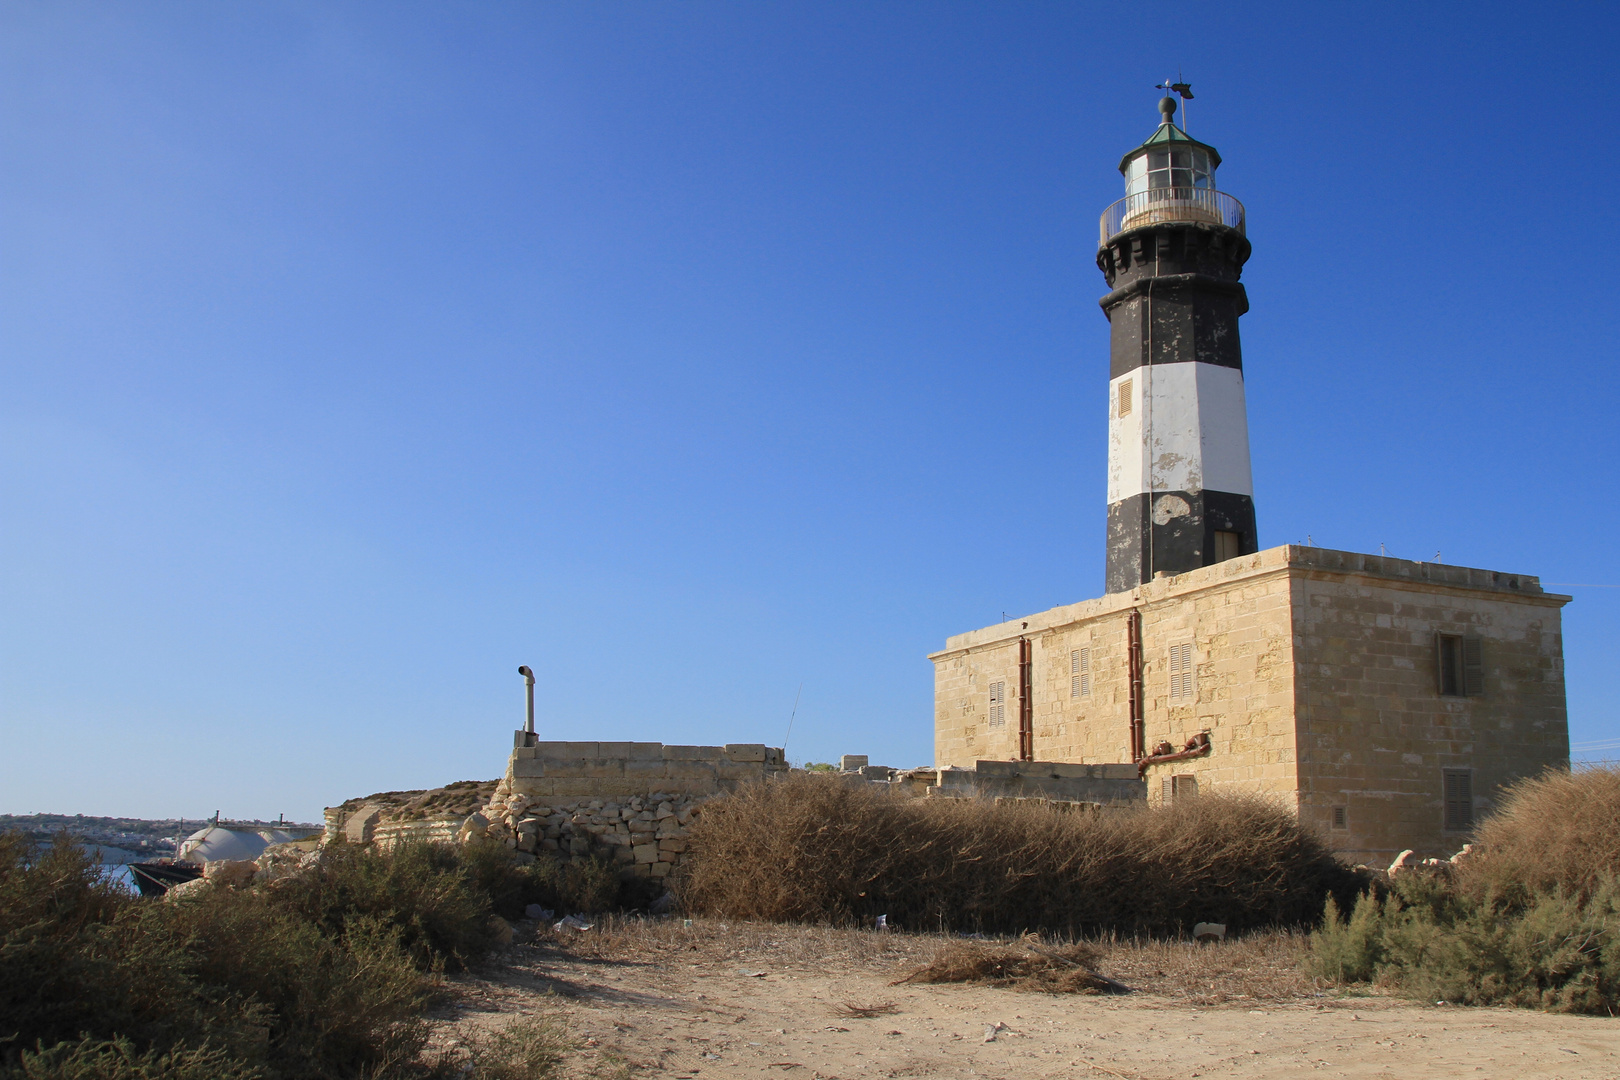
[[1462, 637, 1484, 696], [988, 681, 1005, 727], [1081, 647, 1090, 697], [1434, 631, 1446, 694], [1169, 643, 1194, 700], [1118, 379, 1133, 418], [1071, 651, 1081, 698], [1162, 778, 1172, 802], [1443, 769, 1473, 831]]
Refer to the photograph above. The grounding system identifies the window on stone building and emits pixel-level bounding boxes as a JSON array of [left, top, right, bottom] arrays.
[[1071, 648, 1090, 698], [1168, 642, 1195, 701], [1437, 634, 1484, 697], [1331, 806, 1348, 830], [1443, 769, 1474, 832], [1213, 530, 1242, 562], [1164, 774, 1198, 802], [1117, 378, 1132, 418], [988, 681, 1005, 727]]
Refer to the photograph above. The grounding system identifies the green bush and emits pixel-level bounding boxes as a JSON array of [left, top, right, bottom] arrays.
[[1309, 892, 1384, 984], [1309, 766, 1620, 1014], [521, 856, 621, 916], [0, 832, 455, 1078], [1309, 874, 1620, 1013], [264, 839, 495, 970], [5, 1037, 265, 1080]]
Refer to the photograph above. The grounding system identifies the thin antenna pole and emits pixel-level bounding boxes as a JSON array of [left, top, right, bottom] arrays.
[[781, 682, 804, 757]]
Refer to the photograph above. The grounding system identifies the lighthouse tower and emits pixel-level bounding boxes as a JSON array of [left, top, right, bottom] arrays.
[[1097, 95, 1257, 594]]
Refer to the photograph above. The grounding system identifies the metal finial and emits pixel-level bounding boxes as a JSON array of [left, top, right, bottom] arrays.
[[1159, 96, 1177, 124]]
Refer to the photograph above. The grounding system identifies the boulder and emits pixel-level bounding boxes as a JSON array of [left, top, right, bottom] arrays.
[[456, 812, 490, 845], [203, 859, 258, 888], [164, 877, 211, 903]]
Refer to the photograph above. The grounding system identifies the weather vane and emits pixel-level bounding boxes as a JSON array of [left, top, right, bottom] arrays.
[[1156, 74, 1193, 130]]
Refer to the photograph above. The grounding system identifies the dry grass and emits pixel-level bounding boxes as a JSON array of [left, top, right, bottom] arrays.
[[513, 914, 1320, 1005], [1463, 765, 1620, 900], [897, 939, 1117, 994], [830, 1002, 899, 1019], [1089, 929, 1317, 1003], [681, 775, 1359, 936], [525, 912, 933, 971]]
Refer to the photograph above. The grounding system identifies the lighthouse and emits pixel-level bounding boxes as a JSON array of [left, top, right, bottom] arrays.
[[1096, 95, 1256, 593]]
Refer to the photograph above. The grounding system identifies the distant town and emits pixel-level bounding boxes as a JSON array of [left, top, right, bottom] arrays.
[[0, 814, 322, 859]]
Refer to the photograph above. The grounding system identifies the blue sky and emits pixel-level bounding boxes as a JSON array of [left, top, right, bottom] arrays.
[[3, 3, 1616, 822]]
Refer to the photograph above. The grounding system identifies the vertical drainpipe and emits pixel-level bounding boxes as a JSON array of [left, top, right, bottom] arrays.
[[1127, 610, 1145, 761]]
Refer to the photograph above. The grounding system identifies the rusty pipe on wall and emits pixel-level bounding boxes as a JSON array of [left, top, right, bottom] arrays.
[[1127, 610, 1145, 761]]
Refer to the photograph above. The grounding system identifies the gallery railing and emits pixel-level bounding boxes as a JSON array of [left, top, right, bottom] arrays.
[[1099, 188, 1245, 245]]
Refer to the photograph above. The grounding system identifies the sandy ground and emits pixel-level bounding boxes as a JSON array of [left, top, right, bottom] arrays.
[[429, 918, 1620, 1080]]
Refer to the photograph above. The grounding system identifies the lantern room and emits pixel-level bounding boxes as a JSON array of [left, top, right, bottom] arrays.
[[1101, 96, 1244, 244]]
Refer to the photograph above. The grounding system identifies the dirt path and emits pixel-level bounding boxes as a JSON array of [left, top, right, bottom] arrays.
[[430, 920, 1620, 1079]]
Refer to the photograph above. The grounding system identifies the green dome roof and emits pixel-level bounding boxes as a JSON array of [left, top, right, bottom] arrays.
[[1119, 120, 1222, 174]]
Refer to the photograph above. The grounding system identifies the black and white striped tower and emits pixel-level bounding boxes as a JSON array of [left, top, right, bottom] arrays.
[[1096, 94, 1257, 594]]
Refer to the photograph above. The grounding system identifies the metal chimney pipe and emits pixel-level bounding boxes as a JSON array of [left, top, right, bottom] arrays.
[[518, 665, 535, 735]]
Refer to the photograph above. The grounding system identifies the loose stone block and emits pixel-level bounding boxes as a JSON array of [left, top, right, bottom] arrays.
[[724, 744, 768, 762], [632, 844, 659, 864]]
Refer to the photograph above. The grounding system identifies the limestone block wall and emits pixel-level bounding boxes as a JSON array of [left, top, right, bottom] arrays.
[[930, 549, 1301, 798], [1135, 555, 1299, 804], [932, 760, 1144, 804], [931, 545, 1571, 865], [1289, 552, 1569, 864], [497, 737, 788, 801]]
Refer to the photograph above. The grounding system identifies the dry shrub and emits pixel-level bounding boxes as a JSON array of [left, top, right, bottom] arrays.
[[682, 775, 1355, 935], [468, 1016, 572, 1080], [897, 939, 1114, 994], [1461, 766, 1620, 901], [831, 1002, 899, 1019]]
